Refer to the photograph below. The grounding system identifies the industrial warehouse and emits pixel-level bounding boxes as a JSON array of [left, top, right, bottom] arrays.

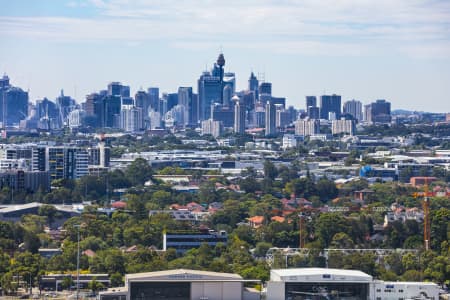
[[99, 269, 260, 300], [100, 268, 440, 300], [266, 268, 440, 300]]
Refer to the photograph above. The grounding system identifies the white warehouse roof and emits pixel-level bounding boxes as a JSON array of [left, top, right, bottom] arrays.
[[126, 269, 244, 283], [270, 268, 373, 283]]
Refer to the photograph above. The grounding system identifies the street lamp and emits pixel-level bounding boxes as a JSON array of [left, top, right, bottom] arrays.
[[74, 224, 81, 300]]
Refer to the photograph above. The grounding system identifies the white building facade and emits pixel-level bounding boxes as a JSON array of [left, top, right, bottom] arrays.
[[294, 119, 320, 137]]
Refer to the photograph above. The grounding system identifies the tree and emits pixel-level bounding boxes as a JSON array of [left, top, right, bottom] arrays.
[[254, 242, 272, 257], [198, 180, 218, 203], [430, 208, 450, 251], [263, 160, 277, 181], [126, 194, 147, 220], [23, 231, 40, 253], [315, 213, 350, 248], [0, 272, 18, 295], [110, 272, 124, 287], [330, 232, 354, 249], [424, 254, 450, 284], [239, 177, 260, 194], [61, 276, 74, 290], [125, 158, 153, 186], [151, 190, 172, 208], [316, 177, 338, 202], [38, 204, 58, 225], [88, 277, 105, 295], [285, 178, 316, 198]]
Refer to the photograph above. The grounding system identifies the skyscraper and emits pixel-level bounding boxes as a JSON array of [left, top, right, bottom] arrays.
[[35, 98, 60, 129], [0, 77, 29, 127], [178, 87, 194, 126], [306, 96, 317, 108], [276, 106, 291, 129], [85, 93, 100, 116], [259, 82, 272, 96], [307, 106, 320, 119], [306, 96, 318, 119], [265, 101, 276, 136], [135, 90, 150, 128], [104, 95, 121, 128], [365, 99, 391, 124], [343, 99, 363, 122], [107, 82, 129, 97], [320, 94, 341, 120], [233, 96, 245, 134], [198, 70, 221, 121], [198, 53, 234, 121], [56, 90, 76, 125], [148, 87, 160, 111], [166, 93, 179, 111], [248, 72, 259, 101]]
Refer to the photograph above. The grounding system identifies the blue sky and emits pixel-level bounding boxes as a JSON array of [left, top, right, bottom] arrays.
[[1, 0, 450, 112]]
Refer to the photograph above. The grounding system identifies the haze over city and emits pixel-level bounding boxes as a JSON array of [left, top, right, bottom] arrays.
[[1, 0, 450, 112]]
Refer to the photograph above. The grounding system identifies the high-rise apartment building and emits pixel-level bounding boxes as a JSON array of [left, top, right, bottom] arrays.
[[265, 101, 276, 136], [201, 119, 223, 138], [276, 106, 291, 129], [332, 119, 356, 135], [233, 96, 245, 134], [46, 147, 89, 180], [295, 119, 320, 136], [320, 94, 341, 120], [343, 99, 363, 122], [88, 142, 110, 168], [121, 105, 144, 132]]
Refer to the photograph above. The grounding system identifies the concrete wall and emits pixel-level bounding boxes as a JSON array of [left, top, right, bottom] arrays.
[[266, 281, 284, 300], [191, 282, 243, 300]]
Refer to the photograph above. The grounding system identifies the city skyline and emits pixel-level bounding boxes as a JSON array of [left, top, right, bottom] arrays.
[[1, 0, 450, 112]]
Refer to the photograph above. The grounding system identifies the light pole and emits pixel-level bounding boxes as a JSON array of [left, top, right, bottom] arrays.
[[74, 224, 81, 300]]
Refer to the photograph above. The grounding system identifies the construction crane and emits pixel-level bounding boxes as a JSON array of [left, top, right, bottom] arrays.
[[413, 182, 434, 251]]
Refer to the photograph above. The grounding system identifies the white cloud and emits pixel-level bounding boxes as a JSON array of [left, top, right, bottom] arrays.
[[1, 0, 449, 57]]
